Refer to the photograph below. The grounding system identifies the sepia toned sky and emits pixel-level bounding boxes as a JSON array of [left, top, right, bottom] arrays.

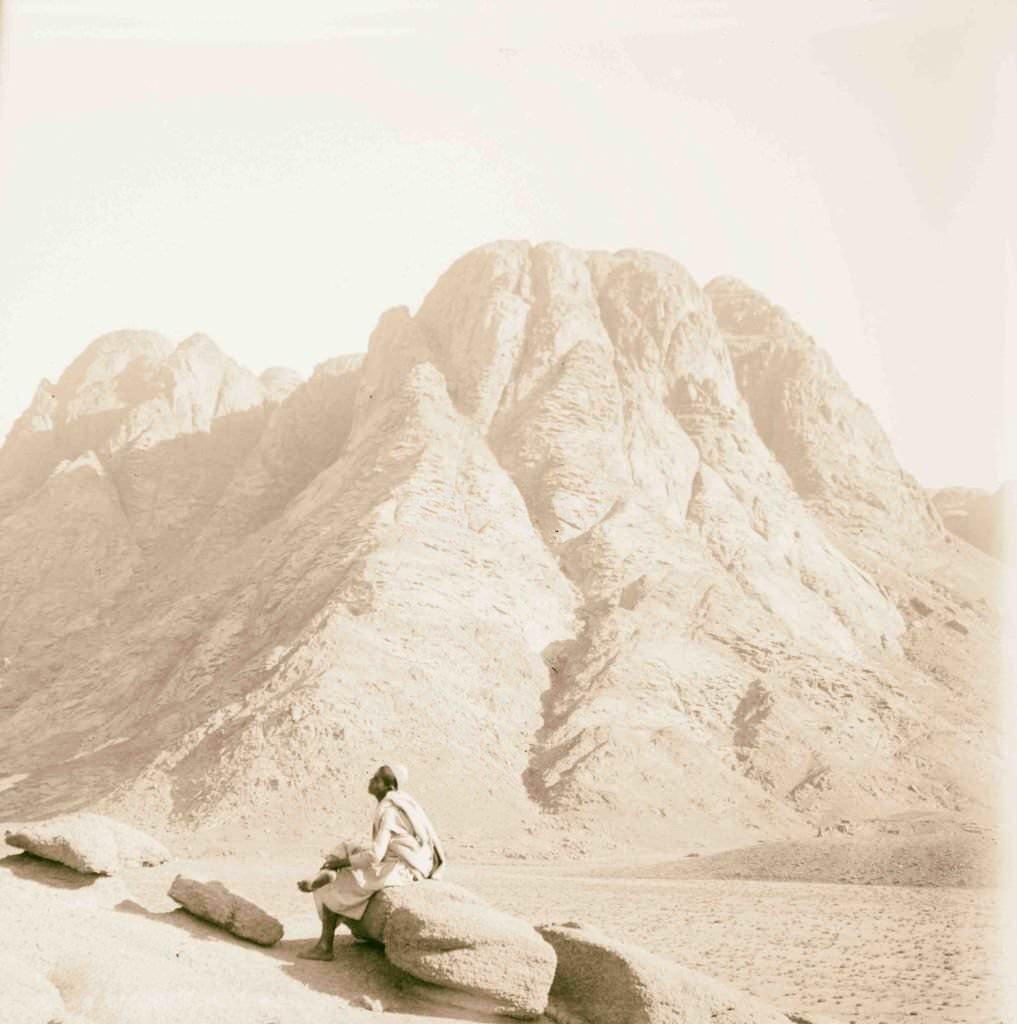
[[0, 0, 1013, 490]]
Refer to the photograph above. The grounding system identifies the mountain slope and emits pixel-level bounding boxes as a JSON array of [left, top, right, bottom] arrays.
[[0, 242, 1003, 855]]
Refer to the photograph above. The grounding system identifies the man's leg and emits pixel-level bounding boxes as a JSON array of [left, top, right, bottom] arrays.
[[338, 913, 377, 943], [297, 869, 336, 893], [298, 905, 340, 961]]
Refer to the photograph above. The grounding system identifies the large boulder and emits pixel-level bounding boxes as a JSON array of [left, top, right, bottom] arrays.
[[168, 876, 284, 946], [537, 923, 792, 1024], [4, 813, 169, 875], [357, 881, 555, 1019]]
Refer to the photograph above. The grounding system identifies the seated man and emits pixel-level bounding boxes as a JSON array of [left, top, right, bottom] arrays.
[[297, 763, 444, 961]]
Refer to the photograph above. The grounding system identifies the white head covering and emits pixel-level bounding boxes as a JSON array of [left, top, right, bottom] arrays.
[[391, 763, 410, 789]]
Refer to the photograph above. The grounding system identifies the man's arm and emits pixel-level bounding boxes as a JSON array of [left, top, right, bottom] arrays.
[[348, 808, 396, 870], [320, 839, 357, 870]]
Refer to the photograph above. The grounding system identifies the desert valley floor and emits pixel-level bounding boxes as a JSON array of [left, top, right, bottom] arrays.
[[1, 829, 1008, 1024]]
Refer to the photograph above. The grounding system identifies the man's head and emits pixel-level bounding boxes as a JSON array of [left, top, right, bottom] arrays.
[[368, 764, 399, 801]]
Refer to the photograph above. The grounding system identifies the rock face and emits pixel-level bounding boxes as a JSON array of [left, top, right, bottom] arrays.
[[4, 813, 169, 875], [168, 875, 284, 946], [537, 923, 791, 1024], [705, 276, 944, 550], [357, 881, 556, 1018], [0, 241, 1004, 853]]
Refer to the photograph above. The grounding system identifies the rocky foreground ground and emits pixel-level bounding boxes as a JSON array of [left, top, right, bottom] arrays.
[[1, 816, 1009, 1024]]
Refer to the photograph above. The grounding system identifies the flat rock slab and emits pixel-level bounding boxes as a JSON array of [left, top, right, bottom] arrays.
[[169, 875, 284, 947], [358, 881, 555, 1019], [537, 923, 793, 1024], [4, 813, 170, 876]]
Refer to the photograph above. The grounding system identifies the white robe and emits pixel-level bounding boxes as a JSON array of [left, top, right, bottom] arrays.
[[313, 791, 443, 921]]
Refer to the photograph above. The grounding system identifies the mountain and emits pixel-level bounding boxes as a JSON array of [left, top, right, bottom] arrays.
[[0, 242, 1004, 856]]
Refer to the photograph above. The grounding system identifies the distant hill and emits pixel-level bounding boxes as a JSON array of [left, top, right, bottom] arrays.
[[931, 483, 1015, 564]]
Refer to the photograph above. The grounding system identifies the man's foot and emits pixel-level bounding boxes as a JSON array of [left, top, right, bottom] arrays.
[[297, 944, 334, 961]]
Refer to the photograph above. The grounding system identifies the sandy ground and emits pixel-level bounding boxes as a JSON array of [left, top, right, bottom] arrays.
[[456, 865, 1003, 1024], [1, 844, 1006, 1024], [628, 830, 1000, 888]]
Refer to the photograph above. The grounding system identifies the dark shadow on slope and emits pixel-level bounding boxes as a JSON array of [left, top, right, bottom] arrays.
[[0, 851, 97, 889], [521, 639, 578, 807], [522, 631, 619, 813], [279, 933, 513, 1022], [279, 935, 399, 1010], [113, 892, 524, 1020]]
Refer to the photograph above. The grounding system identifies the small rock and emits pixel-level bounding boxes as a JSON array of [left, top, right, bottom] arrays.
[[168, 875, 284, 946]]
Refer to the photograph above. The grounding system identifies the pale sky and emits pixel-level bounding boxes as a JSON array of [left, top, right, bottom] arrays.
[[0, 0, 1013, 490]]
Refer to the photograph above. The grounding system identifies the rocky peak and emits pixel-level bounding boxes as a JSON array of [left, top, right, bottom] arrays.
[[2, 331, 174, 441], [13, 378, 60, 435], [55, 329, 174, 397], [705, 276, 806, 340], [0, 329, 276, 543], [310, 353, 365, 380], [408, 240, 738, 438], [175, 331, 221, 354], [258, 367, 303, 403]]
